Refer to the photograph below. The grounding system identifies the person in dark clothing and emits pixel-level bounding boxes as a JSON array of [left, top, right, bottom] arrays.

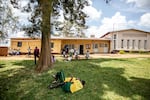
[[34, 46, 39, 64]]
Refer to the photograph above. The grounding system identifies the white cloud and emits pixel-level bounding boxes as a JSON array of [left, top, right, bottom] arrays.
[[128, 20, 137, 27], [126, 0, 150, 8], [139, 13, 150, 27], [86, 12, 130, 37], [87, 0, 93, 5], [83, 3, 102, 21]]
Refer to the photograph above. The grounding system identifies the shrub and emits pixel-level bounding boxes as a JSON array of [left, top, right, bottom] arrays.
[[139, 50, 146, 54], [119, 50, 125, 54], [129, 50, 133, 53]]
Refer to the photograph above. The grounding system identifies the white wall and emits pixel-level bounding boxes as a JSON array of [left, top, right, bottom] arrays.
[[117, 30, 150, 51], [0, 39, 10, 47]]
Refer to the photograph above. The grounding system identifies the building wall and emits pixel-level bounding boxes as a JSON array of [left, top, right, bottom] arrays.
[[0, 47, 8, 56], [148, 33, 150, 50], [10, 39, 62, 54], [11, 38, 110, 54], [11, 39, 41, 53], [61, 39, 110, 54], [51, 39, 62, 53], [110, 30, 150, 52]]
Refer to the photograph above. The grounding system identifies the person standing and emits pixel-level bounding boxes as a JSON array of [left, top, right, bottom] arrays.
[[28, 46, 31, 56], [34, 46, 39, 64], [62, 49, 66, 58], [74, 50, 79, 60], [85, 50, 90, 59]]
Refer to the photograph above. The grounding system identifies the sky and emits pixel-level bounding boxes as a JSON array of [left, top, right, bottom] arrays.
[[83, 0, 150, 37], [10, 0, 150, 38]]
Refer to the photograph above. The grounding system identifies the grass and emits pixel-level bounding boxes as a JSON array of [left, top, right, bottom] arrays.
[[0, 57, 150, 100]]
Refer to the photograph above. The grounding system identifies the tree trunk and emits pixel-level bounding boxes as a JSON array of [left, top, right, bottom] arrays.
[[36, 0, 53, 72]]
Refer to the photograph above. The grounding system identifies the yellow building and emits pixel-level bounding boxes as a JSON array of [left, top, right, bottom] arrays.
[[10, 37, 110, 54]]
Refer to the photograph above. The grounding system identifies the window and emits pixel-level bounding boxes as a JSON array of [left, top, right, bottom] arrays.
[[121, 39, 124, 48], [144, 40, 147, 49], [93, 44, 98, 49], [17, 41, 22, 47], [100, 43, 108, 47], [113, 34, 116, 39], [104, 43, 108, 47], [114, 34, 117, 49], [132, 40, 135, 49], [138, 40, 141, 49], [127, 40, 130, 49], [68, 44, 74, 49], [64, 45, 68, 49], [51, 42, 54, 48], [86, 44, 90, 49], [114, 40, 116, 49], [64, 44, 74, 49], [99, 43, 104, 47]]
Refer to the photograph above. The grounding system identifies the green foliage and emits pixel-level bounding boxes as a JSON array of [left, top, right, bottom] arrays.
[[119, 50, 125, 54], [138, 50, 146, 54], [10, 0, 90, 38], [0, 57, 150, 99], [129, 50, 133, 53]]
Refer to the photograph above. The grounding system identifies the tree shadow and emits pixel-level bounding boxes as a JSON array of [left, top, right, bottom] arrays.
[[84, 59, 150, 100], [0, 64, 5, 68], [67, 58, 150, 99], [130, 77, 150, 99], [0, 59, 149, 99], [79, 66, 132, 99], [0, 60, 36, 99], [72, 58, 131, 63], [12, 60, 35, 69], [0, 60, 58, 100]]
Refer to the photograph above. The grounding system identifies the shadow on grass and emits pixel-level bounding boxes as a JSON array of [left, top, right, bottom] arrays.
[[0, 58, 149, 100], [71, 58, 131, 63], [130, 77, 150, 99], [0, 64, 6, 68], [0, 60, 58, 100], [12, 60, 35, 69], [0, 60, 36, 100]]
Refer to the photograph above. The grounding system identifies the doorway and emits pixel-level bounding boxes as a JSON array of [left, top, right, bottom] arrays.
[[79, 45, 84, 54]]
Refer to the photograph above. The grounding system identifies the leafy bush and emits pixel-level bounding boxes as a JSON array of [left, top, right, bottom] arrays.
[[119, 50, 125, 54], [139, 50, 146, 54], [129, 51, 132, 53]]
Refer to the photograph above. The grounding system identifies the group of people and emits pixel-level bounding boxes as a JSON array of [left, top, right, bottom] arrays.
[[62, 48, 90, 61], [9, 48, 20, 55], [62, 48, 79, 61]]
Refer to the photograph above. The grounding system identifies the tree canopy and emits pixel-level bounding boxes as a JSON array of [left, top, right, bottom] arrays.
[[8, 0, 111, 72], [0, 0, 19, 39]]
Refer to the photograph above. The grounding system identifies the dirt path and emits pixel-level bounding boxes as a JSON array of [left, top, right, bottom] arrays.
[[89, 54, 150, 58], [0, 55, 34, 60], [0, 54, 150, 61]]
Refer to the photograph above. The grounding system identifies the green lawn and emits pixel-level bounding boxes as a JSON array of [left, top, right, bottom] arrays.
[[0, 57, 150, 100]]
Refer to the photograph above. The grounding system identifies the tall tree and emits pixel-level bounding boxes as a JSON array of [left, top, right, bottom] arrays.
[[52, 0, 89, 37], [36, 0, 52, 71], [53, 20, 87, 37], [10, 0, 90, 72], [10, 0, 111, 72]]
